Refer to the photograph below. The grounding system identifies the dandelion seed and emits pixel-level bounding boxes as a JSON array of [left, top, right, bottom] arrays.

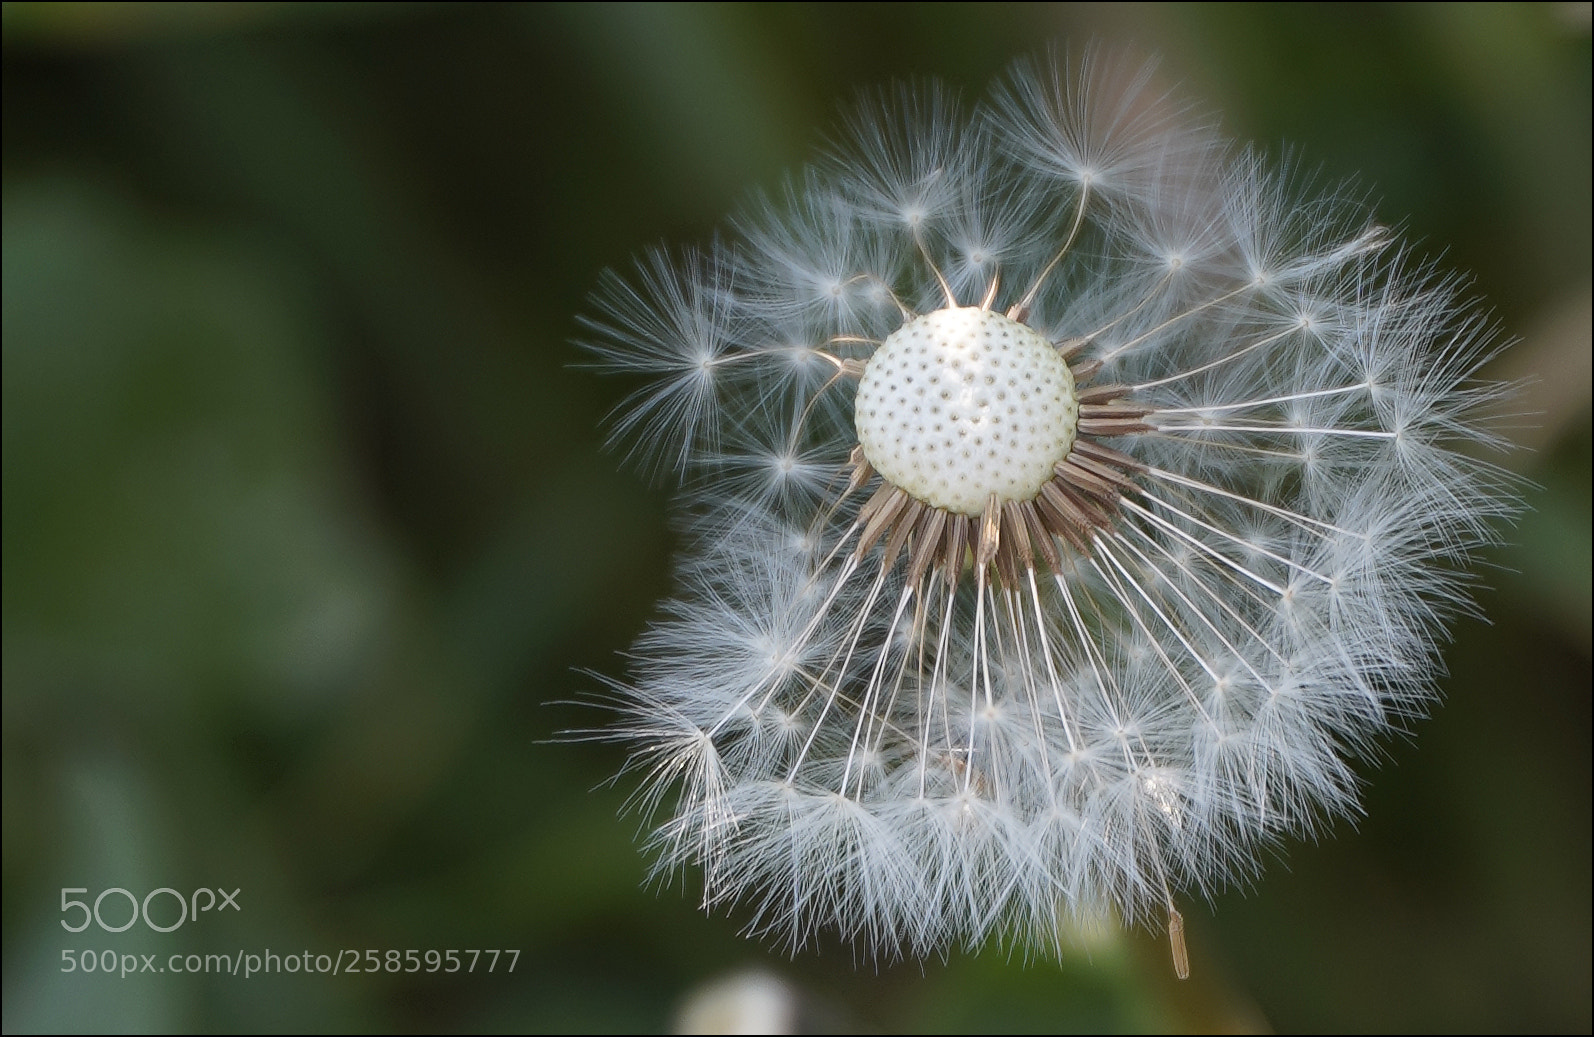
[[576, 50, 1518, 965]]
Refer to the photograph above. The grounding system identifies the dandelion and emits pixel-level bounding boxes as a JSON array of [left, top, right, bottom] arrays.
[[577, 51, 1517, 966]]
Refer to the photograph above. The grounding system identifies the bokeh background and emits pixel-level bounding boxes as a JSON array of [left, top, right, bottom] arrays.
[[4, 3, 1589, 1032]]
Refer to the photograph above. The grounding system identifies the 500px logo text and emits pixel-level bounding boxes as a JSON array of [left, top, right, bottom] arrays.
[[61, 888, 240, 933]]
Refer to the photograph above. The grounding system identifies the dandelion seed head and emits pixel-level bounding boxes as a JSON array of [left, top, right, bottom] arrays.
[[574, 48, 1519, 964]]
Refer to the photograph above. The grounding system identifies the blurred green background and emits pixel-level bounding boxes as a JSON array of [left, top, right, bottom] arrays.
[[3, 3, 1588, 1032]]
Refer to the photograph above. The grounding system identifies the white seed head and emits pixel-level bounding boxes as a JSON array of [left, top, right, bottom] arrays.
[[854, 307, 1078, 515], [577, 48, 1519, 965]]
